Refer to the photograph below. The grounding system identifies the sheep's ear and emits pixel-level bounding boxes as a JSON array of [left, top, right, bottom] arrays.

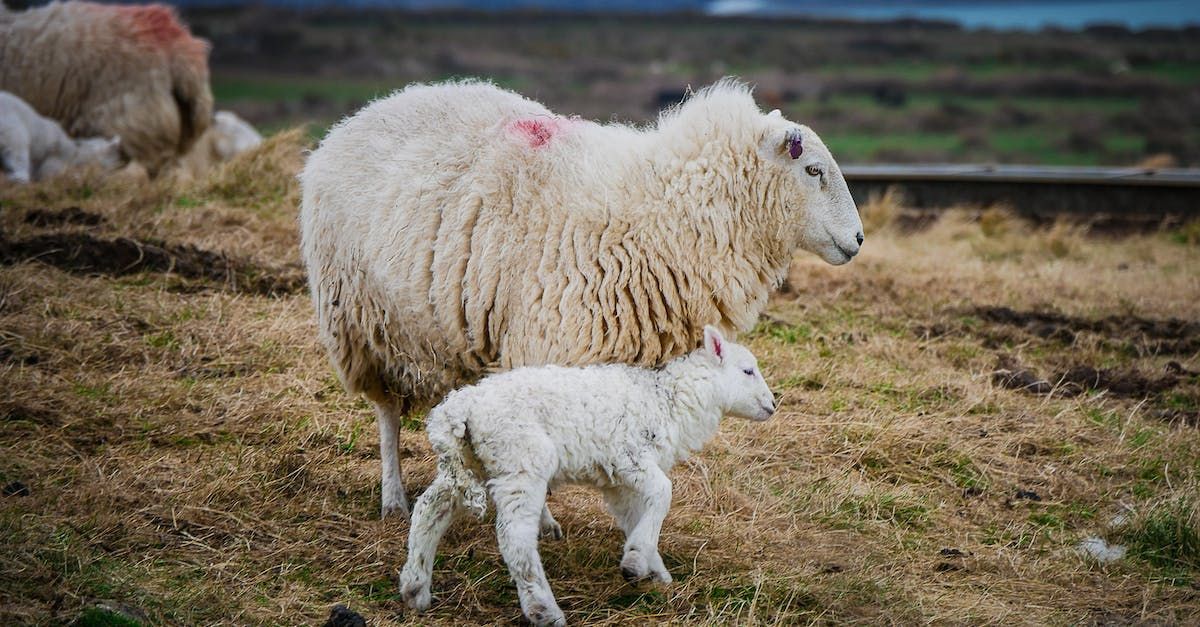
[[767, 109, 782, 118], [760, 125, 804, 162], [703, 325, 724, 363]]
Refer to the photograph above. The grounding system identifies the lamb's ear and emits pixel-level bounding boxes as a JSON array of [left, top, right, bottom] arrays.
[[703, 325, 725, 363], [767, 109, 782, 118]]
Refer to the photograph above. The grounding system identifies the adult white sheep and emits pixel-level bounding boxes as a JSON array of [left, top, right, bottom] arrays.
[[0, 91, 124, 183], [299, 79, 863, 516], [0, 1, 212, 174], [400, 326, 774, 626]]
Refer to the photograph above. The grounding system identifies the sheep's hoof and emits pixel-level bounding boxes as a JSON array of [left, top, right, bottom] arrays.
[[399, 577, 431, 612], [540, 519, 564, 541], [381, 499, 410, 520], [525, 601, 566, 627]]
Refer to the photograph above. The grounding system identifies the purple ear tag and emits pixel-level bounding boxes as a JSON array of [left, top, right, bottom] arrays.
[[786, 131, 804, 159]]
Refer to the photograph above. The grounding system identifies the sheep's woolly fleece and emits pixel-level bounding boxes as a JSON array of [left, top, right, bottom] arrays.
[[0, 1, 212, 172], [300, 79, 857, 409]]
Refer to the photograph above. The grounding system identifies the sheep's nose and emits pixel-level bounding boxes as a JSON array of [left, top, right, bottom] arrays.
[[856, 231, 865, 246]]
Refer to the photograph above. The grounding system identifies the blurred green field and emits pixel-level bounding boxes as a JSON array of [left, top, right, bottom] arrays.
[[195, 10, 1200, 166]]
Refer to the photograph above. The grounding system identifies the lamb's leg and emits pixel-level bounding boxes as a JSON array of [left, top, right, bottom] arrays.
[[539, 503, 563, 541], [493, 478, 564, 627], [608, 466, 673, 584], [373, 397, 409, 517], [398, 474, 462, 612], [1, 144, 31, 184]]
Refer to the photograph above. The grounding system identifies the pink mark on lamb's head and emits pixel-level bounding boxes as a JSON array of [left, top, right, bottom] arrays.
[[507, 117, 571, 148]]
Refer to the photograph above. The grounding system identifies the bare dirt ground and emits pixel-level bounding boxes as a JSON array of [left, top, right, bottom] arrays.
[[1, 133, 1197, 625]]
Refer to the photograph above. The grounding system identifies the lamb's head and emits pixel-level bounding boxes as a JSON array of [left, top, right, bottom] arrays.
[[700, 325, 776, 421], [71, 136, 125, 173], [760, 110, 864, 265]]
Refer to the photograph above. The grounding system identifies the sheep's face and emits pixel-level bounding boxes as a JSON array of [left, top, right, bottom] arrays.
[[702, 326, 776, 421], [72, 136, 125, 172], [760, 113, 864, 265]]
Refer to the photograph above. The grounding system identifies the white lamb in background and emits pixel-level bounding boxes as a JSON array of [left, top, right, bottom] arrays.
[[399, 326, 776, 627], [177, 110, 263, 178], [300, 79, 863, 517], [0, 91, 123, 183]]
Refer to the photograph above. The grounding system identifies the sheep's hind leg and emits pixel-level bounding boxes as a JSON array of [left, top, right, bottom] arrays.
[[399, 474, 463, 611], [607, 466, 673, 584], [373, 396, 409, 518], [493, 478, 565, 627]]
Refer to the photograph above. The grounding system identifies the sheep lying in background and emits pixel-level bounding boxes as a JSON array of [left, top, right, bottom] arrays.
[[0, 1, 212, 174], [400, 326, 775, 626], [0, 91, 123, 183], [177, 110, 263, 179], [300, 79, 862, 517]]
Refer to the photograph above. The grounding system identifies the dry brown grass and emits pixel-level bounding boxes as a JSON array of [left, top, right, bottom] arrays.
[[2, 133, 1198, 625]]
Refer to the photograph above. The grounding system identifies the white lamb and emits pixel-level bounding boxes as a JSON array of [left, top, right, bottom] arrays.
[[399, 326, 775, 626], [176, 110, 263, 179], [0, 91, 123, 183]]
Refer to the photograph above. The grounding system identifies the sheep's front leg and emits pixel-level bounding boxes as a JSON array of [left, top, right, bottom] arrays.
[[373, 398, 409, 517], [399, 475, 462, 611], [493, 478, 565, 627], [607, 467, 673, 584]]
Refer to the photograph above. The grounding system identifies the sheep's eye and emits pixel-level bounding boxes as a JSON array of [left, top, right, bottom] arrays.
[[805, 165, 822, 177], [742, 368, 755, 376]]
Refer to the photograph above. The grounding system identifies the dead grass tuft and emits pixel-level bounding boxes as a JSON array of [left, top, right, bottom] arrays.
[[2, 134, 1198, 624]]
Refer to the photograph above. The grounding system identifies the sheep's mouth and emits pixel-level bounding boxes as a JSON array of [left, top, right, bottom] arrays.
[[835, 242, 859, 261]]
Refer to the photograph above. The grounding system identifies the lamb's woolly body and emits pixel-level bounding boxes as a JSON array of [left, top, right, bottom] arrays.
[[0, 1, 212, 173], [438, 355, 722, 496], [0, 91, 122, 182], [401, 329, 774, 626]]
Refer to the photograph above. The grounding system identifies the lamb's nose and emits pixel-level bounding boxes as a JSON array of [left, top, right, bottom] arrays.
[[856, 231, 865, 246]]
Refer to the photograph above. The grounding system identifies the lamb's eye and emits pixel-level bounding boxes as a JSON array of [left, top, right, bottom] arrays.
[[805, 165, 822, 177], [743, 368, 754, 376]]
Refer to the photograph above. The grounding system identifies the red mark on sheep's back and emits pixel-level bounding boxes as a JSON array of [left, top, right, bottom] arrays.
[[118, 5, 187, 45], [507, 117, 568, 148], [113, 4, 209, 62]]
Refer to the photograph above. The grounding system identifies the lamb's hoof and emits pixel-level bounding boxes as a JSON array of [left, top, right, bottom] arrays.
[[399, 577, 431, 612], [540, 519, 564, 541], [525, 602, 566, 627], [620, 551, 650, 583]]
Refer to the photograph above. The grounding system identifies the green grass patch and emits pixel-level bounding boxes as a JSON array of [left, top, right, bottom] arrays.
[[212, 75, 398, 104], [72, 607, 143, 627], [823, 131, 962, 161], [1120, 498, 1199, 582]]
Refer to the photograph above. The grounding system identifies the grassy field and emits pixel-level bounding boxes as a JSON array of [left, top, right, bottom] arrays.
[[1, 134, 1198, 625]]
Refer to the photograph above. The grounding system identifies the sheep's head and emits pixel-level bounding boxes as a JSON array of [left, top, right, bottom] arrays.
[[760, 110, 864, 265], [700, 326, 776, 422]]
